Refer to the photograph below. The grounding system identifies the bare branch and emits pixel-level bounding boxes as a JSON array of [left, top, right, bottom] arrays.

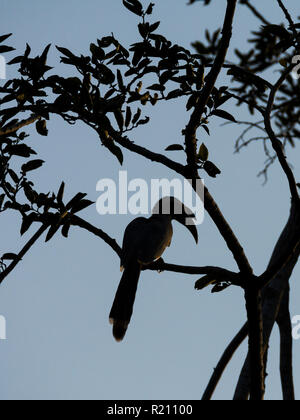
[[72, 215, 241, 282], [244, 285, 265, 400], [203, 185, 253, 275], [240, 0, 270, 25], [264, 66, 300, 202], [71, 215, 122, 258], [202, 323, 248, 400], [234, 201, 300, 400], [111, 129, 185, 175]]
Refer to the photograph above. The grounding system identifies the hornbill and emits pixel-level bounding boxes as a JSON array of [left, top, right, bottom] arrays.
[[109, 197, 198, 342]]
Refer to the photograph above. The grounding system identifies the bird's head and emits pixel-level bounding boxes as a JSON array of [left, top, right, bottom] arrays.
[[152, 197, 198, 244]]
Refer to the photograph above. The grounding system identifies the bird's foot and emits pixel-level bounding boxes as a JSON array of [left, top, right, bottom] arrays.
[[156, 258, 165, 273]]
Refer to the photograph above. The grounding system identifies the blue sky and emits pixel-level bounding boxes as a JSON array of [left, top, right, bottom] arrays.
[[0, 0, 299, 400]]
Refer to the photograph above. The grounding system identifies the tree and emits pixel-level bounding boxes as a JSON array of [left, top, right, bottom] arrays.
[[0, 0, 299, 400]]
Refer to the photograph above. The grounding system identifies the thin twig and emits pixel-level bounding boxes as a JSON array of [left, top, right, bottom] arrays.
[[202, 323, 248, 400], [264, 66, 300, 203], [71, 215, 122, 257], [185, 0, 238, 172], [0, 223, 48, 285], [276, 0, 298, 41], [240, 0, 270, 25]]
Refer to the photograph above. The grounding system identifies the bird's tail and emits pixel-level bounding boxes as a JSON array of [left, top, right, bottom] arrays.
[[109, 261, 141, 342]]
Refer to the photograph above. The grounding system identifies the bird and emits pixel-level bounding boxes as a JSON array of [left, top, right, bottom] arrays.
[[109, 196, 198, 342]]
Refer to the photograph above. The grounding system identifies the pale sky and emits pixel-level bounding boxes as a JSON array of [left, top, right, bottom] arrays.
[[0, 0, 299, 400]]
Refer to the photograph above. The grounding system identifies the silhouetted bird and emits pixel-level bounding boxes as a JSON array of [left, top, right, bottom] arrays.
[[109, 197, 198, 342]]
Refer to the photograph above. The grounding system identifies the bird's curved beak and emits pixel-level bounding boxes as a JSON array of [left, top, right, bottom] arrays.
[[176, 206, 198, 244]]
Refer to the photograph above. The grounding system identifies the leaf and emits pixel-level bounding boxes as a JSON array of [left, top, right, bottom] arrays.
[[125, 106, 132, 127], [66, 193, 87, 211], [1, 253, 20, 261], [114, 109, 124, 131], [132, 108, 142, 125], [36, 119, 48, 136], [211, 282, 231, 293], [165, 144, 184, 152], [136, 116, 150, 126], [212, 109, 236, 123], [203, 161, 221, 178], [117, 70, 125, 92], [21, 159, 44, 173], [138, 23, 149, 38], [61, 222, 71, 238], [8, 169, 19, 183], [45, 221, 61, 243], [106, 141, 124, 165], [201, 125, 210, 135], [57, 182, 65, 206], [0, 194, 5, 208], [71, 199, 94, 214], [263, 24, 290, 40], [195, 275, 216, 291], [166, 89, 184, 100], [23, 185, 37, 203], [198, 143, 209, 162], [149, 21, 160, 32], [145, 3, 155, 15], [56, 46, 75, 59], [20, 214, 35, 236], [40, 44, 51, 64], [0, 45, 15, 54], [122, 0, 143, 16], [7, 55, 23, 65], [147, 84, 165, 91], [140, 92, 150, 105], [5, 144, 37, 158], [0, 33, 12, 43]]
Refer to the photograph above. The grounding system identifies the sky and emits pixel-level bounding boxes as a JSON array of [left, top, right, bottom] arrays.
[[0, 0, 299, 401]]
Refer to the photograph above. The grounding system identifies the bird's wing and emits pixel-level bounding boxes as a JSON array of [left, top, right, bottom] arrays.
[[121, 217, 149, 268], [121, 217, 173, 267]]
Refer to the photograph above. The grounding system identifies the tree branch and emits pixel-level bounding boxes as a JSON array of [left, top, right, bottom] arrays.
[[276, 285, 295, 401], [111, 129, 185, 175], [0, 223, 48, 285], [0, 114, 40, 137], [71, 215, 240, 282], [203, 185, 253, 275], [109, 130, 254, 277], [276, 0, 298, 40], [244, 284, 265, 400], [258, 200, 300, 290], [234, 202, 300, 399], [185, 0, 238, 171], [239, 0, 270, 25], [71, 215, 122, 257], [264, 67, 300, 203], [202, 322, 248, 400]]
